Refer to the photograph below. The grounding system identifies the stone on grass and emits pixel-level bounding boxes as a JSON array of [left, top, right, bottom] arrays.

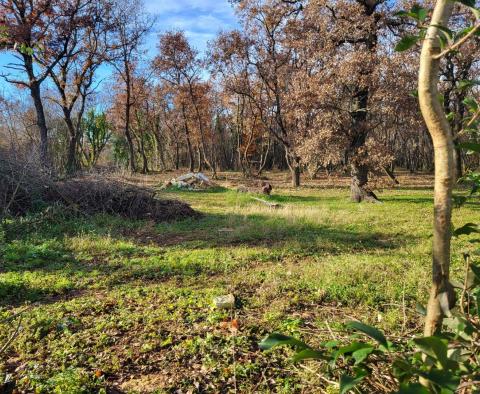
[[213, 294, 235, 309]]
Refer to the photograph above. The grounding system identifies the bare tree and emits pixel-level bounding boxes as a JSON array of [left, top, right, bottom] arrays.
[[0, 0, 87, 169], [108, 0, 152, 173]]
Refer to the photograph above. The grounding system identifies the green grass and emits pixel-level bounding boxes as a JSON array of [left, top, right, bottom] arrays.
[[1, 182, 479, 393]]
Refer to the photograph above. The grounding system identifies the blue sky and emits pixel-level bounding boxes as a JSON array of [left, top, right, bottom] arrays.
[[146, 0, 238, 55], [0, 0, 238, 95]]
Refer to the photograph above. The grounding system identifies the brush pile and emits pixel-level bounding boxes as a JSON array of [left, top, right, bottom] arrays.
[[0, 151, 198, 222], [160, 172, 217, 191]]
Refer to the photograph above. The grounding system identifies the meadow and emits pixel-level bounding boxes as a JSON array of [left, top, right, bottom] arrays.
[[1, 171, 478, 393]]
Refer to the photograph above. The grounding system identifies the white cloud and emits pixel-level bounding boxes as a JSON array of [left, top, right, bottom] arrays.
[[143, 0, 239, 56]]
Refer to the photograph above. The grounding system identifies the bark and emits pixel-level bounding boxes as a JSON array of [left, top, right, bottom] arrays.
[[454, 146, 463, 181], [287, 153, 301, 187], [30, 81, 50, 169], [196, 146, 203, 172], [124, 66, 137, 173], [63, 110, 81, 175], [181, 104, 194, 172], [418, 0, 455, 337], [350, 163, 379, 202], [292, 165, 300, 187]]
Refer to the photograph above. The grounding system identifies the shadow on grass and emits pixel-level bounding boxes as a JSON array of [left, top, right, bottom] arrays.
[[0, 210, 415, 305], [382, 195, 480, 210]]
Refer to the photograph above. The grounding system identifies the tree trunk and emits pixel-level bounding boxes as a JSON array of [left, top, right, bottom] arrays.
[[181, 104, 194, 172], [196, 146, 203, 172], [287, 154, 301, 187], [292, 165, 300, 187], [175, 142, 180, 170], [454, 146, 462, 181], [30, 82, 50, 169], [418, 0, 455, 337], [66, 135, 77, 175], [125, 66, 136, 173], [350, 163, 379, 202]]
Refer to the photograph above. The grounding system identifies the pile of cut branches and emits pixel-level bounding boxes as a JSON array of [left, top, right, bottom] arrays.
[[47, 177, 198, 221], [0, 150, 198, 222]]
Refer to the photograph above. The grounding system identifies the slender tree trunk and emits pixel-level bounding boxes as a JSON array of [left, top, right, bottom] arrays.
[[454, 146, 463, 181], [124, 66, 136, 173], [63, 111, 78, 175], [181, 104, 194, 172], [66, 134, 77, 174], [30, 82, 50, 169], [418, 0, 455, 337], [196, 146, 203, 172], [175, 141, 180, 170]]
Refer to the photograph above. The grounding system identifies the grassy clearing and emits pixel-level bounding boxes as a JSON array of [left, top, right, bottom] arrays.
[[1, 173, 479, 393]]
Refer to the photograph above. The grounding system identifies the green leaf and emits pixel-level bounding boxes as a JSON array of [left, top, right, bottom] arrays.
[[414, 336, 449, 369], [463, 97, 479, 111], [333, 341, 371, 362], [458, 79, 480, 90], [395, 35, 419, 52], [292, 348, 325, 362], [453, 222, 479, 237], [416, 303, 427, 316], [432, 24, 453, 40], [456, 0, 476, 7], [352, 345, 374, 364], [470, 263, 480, 280], [418, 369, 460, 390], [458, 142, 480, 153], [396, 383, 430, 394], [346, 321, 388, 348], [411, 5, 428, 21], [258, 333, 309, 351], [392, 359, 414, 380], [443, 316, 474, 340], [339, 371, 367, 394]]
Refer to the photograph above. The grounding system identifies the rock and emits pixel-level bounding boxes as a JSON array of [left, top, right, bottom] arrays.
[[213, 294, 235, 309]]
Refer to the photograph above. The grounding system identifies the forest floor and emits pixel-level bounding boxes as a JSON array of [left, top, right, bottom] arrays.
[[0, 170, 479, 393]]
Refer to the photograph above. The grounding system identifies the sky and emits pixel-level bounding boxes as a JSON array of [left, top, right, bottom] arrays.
[[145, 0, 238, 55], [0, 0, 238, 95]]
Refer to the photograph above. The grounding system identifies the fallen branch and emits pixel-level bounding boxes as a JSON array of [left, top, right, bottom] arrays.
[[251, 197, 280, 209]]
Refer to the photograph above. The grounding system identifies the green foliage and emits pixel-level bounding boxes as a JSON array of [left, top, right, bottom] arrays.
[[394, 3, 480, 54], [112, 135, 130, 167], [395, 35, 419, 52], [260, 272, 480, 392], [81, 110, 112, 167]]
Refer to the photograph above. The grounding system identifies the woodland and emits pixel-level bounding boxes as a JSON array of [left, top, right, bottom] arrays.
[[1, 0, 480, 392]]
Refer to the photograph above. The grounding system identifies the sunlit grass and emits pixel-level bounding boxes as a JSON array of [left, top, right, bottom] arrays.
[[1, 180, 479, 392]]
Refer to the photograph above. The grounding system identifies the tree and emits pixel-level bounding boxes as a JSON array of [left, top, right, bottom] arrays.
[[210, 0, 305, 186], [418, 0, 456, 337], [154, 31, 218, 176], [108, 0, 152, 173], [0, 0, 87, 169], [46, 0, 113, 174], [81, 109, 112, 167]]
